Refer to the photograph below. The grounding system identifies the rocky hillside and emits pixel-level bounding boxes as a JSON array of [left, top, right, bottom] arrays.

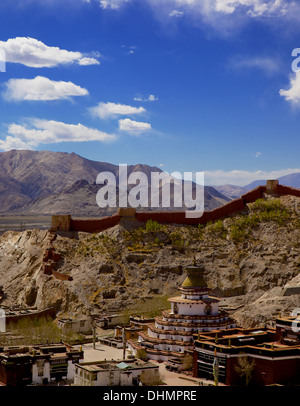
[[0, 194, 299, 328]]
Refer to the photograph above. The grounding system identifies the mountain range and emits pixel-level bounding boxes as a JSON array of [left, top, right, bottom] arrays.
[[213, 173, 300, 200], [0, 150, 230, 216], [1, 149, 299, 216]]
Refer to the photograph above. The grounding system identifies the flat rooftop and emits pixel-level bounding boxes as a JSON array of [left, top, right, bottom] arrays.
[[76, 359, 157, 373]]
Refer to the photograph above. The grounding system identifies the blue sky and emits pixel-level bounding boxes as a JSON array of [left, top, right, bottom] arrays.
[[0, 0, 300, 185]]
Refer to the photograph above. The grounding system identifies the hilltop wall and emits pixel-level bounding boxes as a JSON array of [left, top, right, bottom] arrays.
[[49, 181, 300, 234], [70, 214, 120, 233], [276, 184, 300, 198]]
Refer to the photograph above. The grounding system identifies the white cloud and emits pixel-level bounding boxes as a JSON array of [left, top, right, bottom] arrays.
[[255, 152, 262, 158], [118, 118, 152, 135], [5, 0, 296, 24], [99, 0, 129, 9], [121, 45, 137, 55], [0, 37, 100, 68], [94, 0, 296, 35], [98, 0, 289, 17], [0, 119, 116, 151], [89, 101, 146, 119], [169, 9, 184, 17], [96, 0, 288, 17], [214, 0, 287, 16], [3, 76, 89, 101], [78, 57, 100, 65], [203, 168, 300, 186], [134, 94, 158, 102], [279, 72, 300, 105], [229, 55, 281, 75]]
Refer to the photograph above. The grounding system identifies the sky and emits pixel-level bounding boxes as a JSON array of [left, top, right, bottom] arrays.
[[0, 0, 300, 186]]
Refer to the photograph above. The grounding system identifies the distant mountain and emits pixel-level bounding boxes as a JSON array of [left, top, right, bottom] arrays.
[[244, 172, 300, 190], [213, 184, 248, 200], [211, 172, 300, 200], [0, 150, 230, 216], [243, 179, 268, 190]]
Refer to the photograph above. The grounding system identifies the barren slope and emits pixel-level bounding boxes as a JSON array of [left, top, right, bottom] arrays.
[[0, 194, 299, 327]]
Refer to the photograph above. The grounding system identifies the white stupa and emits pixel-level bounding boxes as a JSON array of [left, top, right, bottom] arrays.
[[131, 264, 236, 361]]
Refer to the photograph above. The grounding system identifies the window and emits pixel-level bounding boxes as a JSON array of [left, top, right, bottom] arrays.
[[52, 357, 67, 365], [36, 360, 44, 377]]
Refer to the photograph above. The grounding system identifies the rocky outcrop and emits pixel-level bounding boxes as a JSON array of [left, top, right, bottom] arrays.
[[0, 194, 299, 327], [41, 233, 72, 281]]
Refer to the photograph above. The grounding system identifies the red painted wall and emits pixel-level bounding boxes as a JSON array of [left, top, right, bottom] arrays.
[[276, 184, 300, 198], [226, 355, 300, 386], [70, 214, 120, 233], [58, 184, 299, 233]]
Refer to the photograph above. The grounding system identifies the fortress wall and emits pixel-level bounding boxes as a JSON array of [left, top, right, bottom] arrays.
[[50, 181, 300, 233], [135, 211, 190, 224], [276, 184, 300, 198], [201, 198, 246, 223], [50, 215, 71, 232], [136, 198, 246, 225], [70, 214, 120, 233], [241, 186, 266, 203]]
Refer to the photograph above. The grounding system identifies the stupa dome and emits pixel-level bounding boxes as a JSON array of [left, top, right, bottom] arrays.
[[181, 265, 207, 289]]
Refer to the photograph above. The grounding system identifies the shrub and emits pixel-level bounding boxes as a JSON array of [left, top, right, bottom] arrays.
[[145, 219, 161, 233], [251, 198, 290, 225]]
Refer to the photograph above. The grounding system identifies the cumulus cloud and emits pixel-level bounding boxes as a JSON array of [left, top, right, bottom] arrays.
[[118, 118, 151, 135], [279, 72, 300, 105], [89, 101, 146, 119], [0, 37, 100, 68], [0, 119, 116, 151], [3, 76, 89, 101], [78, 57, 100, 65]]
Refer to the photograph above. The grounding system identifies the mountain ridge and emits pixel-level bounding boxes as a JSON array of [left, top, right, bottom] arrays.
[[213, 173, 300, 199], [244, 172, 300, 190], [0, 150, 230, 216]]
